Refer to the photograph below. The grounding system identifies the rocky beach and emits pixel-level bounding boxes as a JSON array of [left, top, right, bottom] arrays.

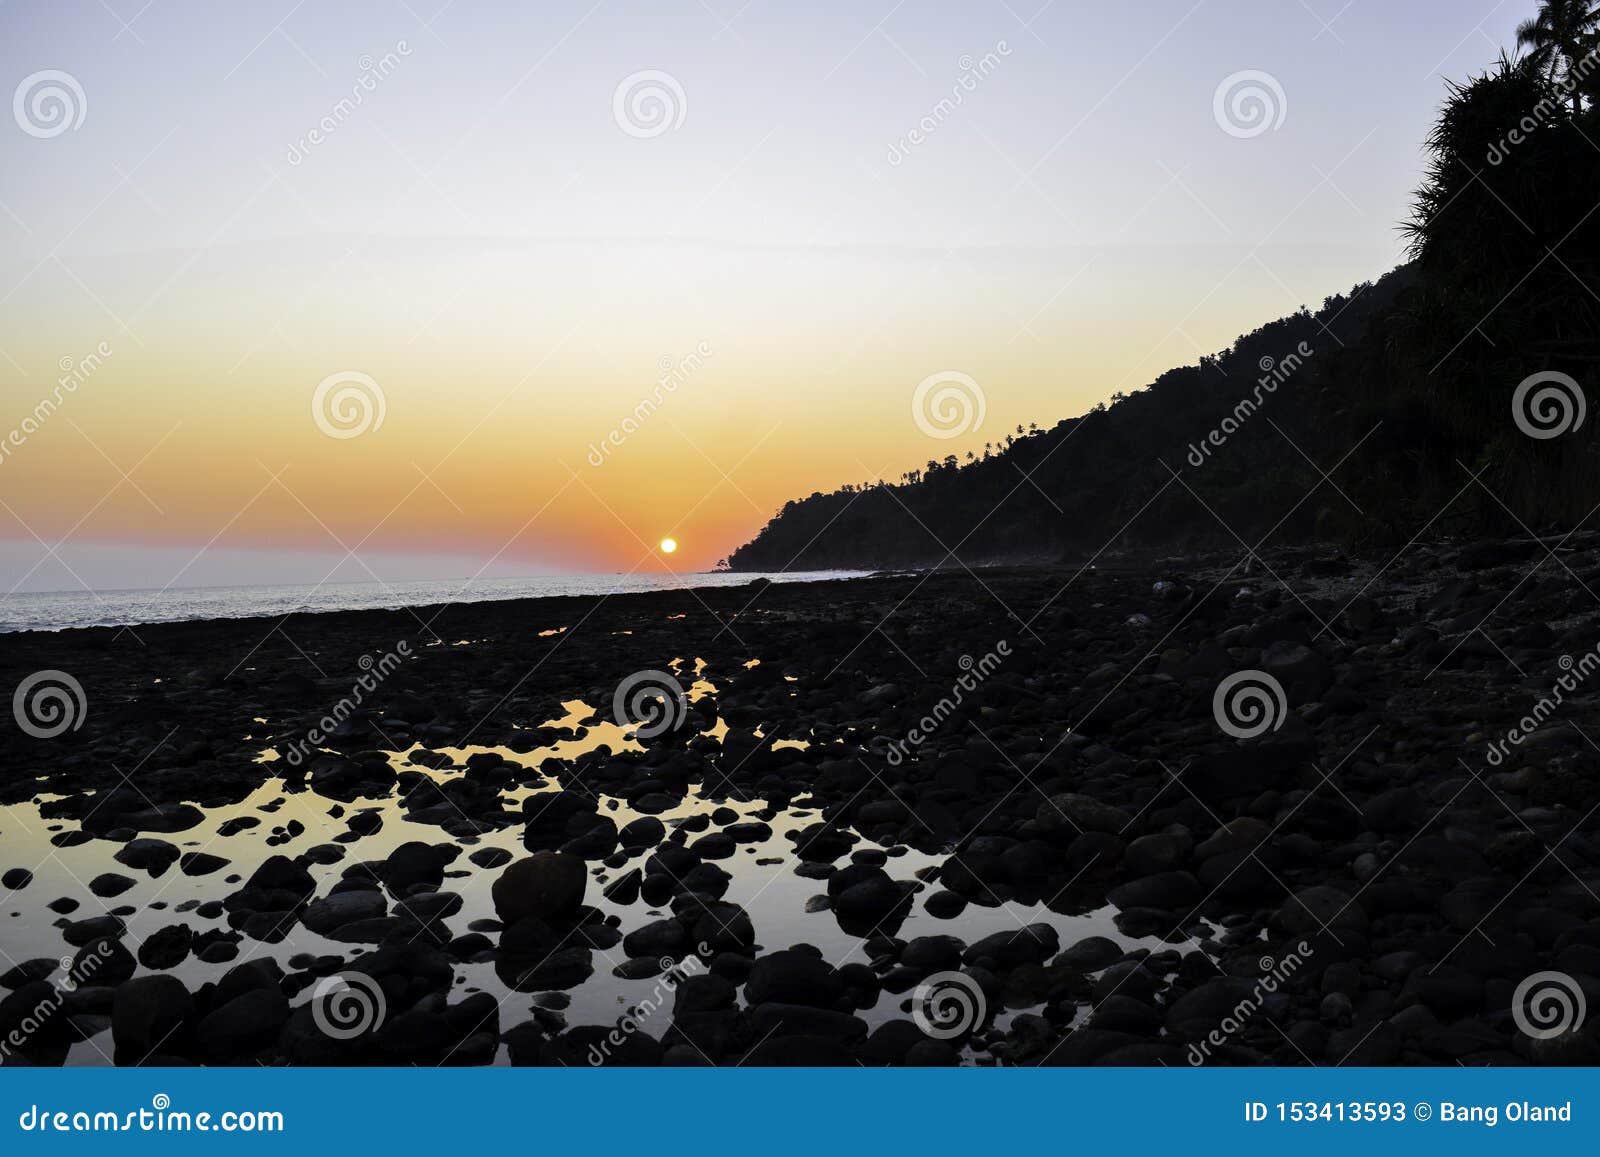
[[3, 540, 1598, 1067]]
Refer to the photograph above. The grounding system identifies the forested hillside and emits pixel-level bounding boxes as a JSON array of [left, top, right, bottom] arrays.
[[729, 52, 1600, 571]]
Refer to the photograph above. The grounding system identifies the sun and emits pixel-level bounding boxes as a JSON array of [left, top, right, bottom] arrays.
[[658, 537, 678, 555]]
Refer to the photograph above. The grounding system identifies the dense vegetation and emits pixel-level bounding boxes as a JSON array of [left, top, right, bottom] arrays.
[[728, 14, 1600, 572]]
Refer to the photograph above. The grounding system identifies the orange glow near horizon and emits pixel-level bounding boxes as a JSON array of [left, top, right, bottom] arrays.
[[0, 2, 1477, 591]]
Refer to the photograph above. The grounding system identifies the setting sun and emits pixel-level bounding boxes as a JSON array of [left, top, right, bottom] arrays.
[[658, 537, 678, 555]]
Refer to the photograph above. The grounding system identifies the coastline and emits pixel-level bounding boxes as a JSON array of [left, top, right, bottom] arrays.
[[2, 544, 1596, 1066], [0, 569, 872, 637]]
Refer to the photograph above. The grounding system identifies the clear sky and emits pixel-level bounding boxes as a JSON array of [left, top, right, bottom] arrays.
[[0, 0, 1533, 591]]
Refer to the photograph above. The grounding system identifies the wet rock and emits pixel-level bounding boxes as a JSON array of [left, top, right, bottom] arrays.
[[559, 1024, 663, 1067], [963, 925, 1061, 968], [468, 847, 513, 869], [1124, 833, 1187, 876], [602, 868, 642, 905], [303, 890, 388, 935], [195, 989, 291, 1060], [923, 890, 967, 918], [1056, 936, 1124, 970], [89, 872, 137, 898], [1260, 641, 1333, 702], [859, 1020, 932, 1065], [111, 975, 194, 1060], [744, 950, 846, 1009], [492, 853, 587, 923], [902, 935, 965, 973], [748, 1002, 867, 1042], [0, 959, 58, 989], [113, 840, 179, 874], [138, 924, 194, 971], [674, 974, 736, 1016], [739, 1034, 854, 1066], [180, 853, 230, 877], [619, 817, 666, 850], [62, 915, 126, 947], [1361, 787, 1424, 834], [1276, 886, 1368, 936], [1036, 793, 1132, 836], [622, 919, 691, 959], [1108, 871, 1201, 911], [378, 841, 458, 892]]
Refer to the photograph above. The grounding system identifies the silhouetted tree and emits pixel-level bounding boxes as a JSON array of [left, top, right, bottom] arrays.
[[1517, 0, 1600, 110]]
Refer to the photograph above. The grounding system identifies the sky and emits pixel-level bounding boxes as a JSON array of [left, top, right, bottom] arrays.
[[0, 0, 1534, 592]]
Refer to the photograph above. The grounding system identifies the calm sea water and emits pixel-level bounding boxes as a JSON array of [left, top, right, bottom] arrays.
[[0, 571, 867, 633]]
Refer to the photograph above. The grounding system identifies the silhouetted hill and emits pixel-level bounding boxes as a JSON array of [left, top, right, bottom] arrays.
[[729, 53, 1600, 572]]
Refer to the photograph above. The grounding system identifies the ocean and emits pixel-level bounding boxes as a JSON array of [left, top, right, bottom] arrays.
[[0, 570, 867, 633]]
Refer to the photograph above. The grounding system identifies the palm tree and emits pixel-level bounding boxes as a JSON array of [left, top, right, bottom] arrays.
[[1517, 0, 1600, 111]]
